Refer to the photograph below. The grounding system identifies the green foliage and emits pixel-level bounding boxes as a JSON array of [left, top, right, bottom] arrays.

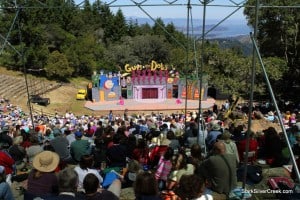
[[0, 0, 290, 101], [202, 42, 286, 98], [244, 0, 300, 100], [44, 50, 73, 80]]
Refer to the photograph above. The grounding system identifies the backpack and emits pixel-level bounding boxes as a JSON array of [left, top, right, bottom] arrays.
[[237, 164, 263, 185]]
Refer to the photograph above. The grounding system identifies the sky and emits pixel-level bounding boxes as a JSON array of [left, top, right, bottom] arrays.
[[74, 0, 248, 23]]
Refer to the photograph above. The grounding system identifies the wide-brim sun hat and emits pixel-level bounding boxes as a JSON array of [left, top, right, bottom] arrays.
[[13, 136, 23, 145], [32, 151, 59, 172], [211, 123, 221, 131]]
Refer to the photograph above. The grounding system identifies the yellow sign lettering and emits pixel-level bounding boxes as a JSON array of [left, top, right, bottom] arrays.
[[125, 61, 168, 72]]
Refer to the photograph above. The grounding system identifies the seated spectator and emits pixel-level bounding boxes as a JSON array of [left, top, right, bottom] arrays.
[[44, 128, 54, 142], [65, 129, 76, 146], [219, 130, 240, 163], [183, 122, 198, 146], [26, 151, 59, 199], [134, 171, 162, 200], [126, 134, 137, 159], [166, 151, 194, 190], [91, 137, 107, 169], [166, 130, 180, 151], [106, 133, 127, 168], [175, 174, 213, 200], [237, 131, 258, 162], [205, 122, 222, 151], [293, 135, 300, 156], [132, 138, 150, 167], [122, 159, 142, 188], [188, 143, 204, 169], [265, 111, 275, 122], [70, 131, 91, 163], [155, 147, 174, 191], [74, 154, 103, 191], [20, 129, 31, 149], [8, 135, 26, 170], [263, 127, 285, 166], [84, 123, 95, 138], [45, 168, 82, 200], [0, 165, 14, 200], [195, 141, 237, 195], [288, 124, 300, 147], [82, 173, 120, 200], [0, 150, 15, 176], [148, 137, 169, 168], [26, 135, 43, 164], [0, 126, 13, 149], [50, 128, 75, 164]]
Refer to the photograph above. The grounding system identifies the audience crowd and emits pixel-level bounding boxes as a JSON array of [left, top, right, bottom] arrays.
[[1, 98, 300, 200]]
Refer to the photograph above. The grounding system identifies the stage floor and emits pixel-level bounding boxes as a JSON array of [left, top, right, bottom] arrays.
[[84, 98, 215, 112]]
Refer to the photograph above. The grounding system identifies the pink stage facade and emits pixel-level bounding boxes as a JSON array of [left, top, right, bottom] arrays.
[[91, 61, 209, 104]]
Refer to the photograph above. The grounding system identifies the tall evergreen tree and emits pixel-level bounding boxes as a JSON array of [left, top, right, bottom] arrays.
[[244, 0, 300, 100]]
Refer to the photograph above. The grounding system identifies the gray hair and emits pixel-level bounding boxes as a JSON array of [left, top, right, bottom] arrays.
[[57, 168, 78, 193]]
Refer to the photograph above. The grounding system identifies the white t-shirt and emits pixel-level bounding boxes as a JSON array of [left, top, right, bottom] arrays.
[[74, 166, 103, 190], [194, 194, 213, 200]]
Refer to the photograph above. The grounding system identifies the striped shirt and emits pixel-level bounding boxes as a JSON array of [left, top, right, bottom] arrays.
[[155, 156, 172, 181]]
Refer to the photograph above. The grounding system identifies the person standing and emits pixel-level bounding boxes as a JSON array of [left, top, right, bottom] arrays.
[[108, 110, 114, 123]]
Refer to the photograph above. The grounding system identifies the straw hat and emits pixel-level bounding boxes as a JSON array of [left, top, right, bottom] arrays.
[[13, 136, 23, 145], [211, 123, 221, 131], [32, 151, 59, 172], [161, 138, 171, 146], [220, 130, 231, 141]]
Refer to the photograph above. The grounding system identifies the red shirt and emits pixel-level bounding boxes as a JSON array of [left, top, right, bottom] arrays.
[[237, 138, 258, 160], [132, 148, 150, 165], [0, 151, 15, 174]]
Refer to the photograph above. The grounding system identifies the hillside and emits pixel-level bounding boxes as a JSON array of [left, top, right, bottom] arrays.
[[0, 67, 95, 116], [209, 35, 252, 56]]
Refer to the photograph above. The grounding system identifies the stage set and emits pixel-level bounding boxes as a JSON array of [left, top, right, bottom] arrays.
[[84, 61, 215, 112]]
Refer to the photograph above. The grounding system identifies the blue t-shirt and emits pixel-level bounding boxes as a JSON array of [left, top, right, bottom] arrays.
[[0, 182, 14, 200]]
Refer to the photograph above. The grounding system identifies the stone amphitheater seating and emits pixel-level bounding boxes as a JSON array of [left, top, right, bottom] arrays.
[[0, 74, 61, 102]]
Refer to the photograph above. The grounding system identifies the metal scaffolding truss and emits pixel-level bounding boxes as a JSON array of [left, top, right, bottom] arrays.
[[1, 0, 300, 190]]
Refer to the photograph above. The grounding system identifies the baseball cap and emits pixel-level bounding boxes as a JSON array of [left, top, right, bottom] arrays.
[[74, 131, 82, 137]]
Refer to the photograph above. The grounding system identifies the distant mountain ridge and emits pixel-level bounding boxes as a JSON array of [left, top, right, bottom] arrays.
[[127, 17, 252, 39]]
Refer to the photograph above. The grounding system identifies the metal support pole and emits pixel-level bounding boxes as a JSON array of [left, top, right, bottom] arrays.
[[242, 0, 259, 193], [184, 0, 191, 133], [250, 33, 300, 183], [198, 0, 208, 155], [17, 7, 35, 129]]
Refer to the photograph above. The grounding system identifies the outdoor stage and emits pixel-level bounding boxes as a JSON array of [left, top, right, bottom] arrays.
[[84, 98, 216, 112]]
